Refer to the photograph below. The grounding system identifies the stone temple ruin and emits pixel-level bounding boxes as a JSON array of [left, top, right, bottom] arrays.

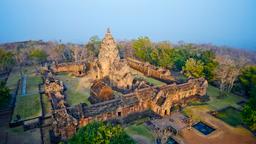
[[90, 28, 134, 90], [42, 29, 208, 141]]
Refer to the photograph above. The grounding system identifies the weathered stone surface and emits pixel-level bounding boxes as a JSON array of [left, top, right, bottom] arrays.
[[44, 77, 78, 140], [52, 62, 86, 76], [93, 29, 134, 89], [98, 28, 120, 77], [127, 57, 175, 83], [89, 80, 114, 104], [109, 60, 134, 89]]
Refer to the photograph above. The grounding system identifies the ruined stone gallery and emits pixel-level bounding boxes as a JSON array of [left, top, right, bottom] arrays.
[[43, 29, 208, 140]]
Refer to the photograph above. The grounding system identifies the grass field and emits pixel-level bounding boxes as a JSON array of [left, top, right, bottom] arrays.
[[55, 73, 90, 106], [5, 67, 21, 94], [12, 94, 41, 121], [130, 68, 165, 86], [143, 77, 166, 86], [19, 66, 42, 95], [215, 107, 243, 127], [25, 76, 42, 94], [125, 124, 155, 143], [10, 66, 43, 122], [206, 85, 245, 110], [42, 94, 51, 116]]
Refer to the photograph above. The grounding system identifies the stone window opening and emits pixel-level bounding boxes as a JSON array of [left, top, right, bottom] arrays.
[[117, 112, 121, 117]]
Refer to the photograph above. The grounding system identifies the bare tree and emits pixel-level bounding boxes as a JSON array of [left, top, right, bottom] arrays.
[[70, 45, 86, 62], [215, 55, 247, 96], [14, 47, 29, 76]]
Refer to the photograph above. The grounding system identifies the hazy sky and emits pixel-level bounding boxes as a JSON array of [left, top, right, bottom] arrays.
[[0, 0, 256, 50]]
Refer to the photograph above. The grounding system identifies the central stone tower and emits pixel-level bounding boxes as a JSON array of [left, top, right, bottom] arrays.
[[93, 29, 134, 90], [98, 28, 120, 77]]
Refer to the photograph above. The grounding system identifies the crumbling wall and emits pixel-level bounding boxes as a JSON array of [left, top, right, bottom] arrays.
[[127, 57, 175, 83], [44, 77, 78, 141], [150, 78, 208, 116], [52, 62, 86, 76], [79, 78, 207, 126]]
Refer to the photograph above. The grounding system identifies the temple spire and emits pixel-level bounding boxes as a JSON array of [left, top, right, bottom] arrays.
[[107, 28, 111, 33]]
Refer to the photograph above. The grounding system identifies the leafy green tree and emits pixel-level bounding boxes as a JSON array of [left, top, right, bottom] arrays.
[[132, 37, 152, 60], [240, 66, 256, 131], [173, 48, 190, 71], [182, 58, 204, 78], [68, 121, 135, 144], [131, 41, 217, 81], [157, 48, 174, 69], [150, 48, 159, 66], [145, 47, 153, 62], [29, 48, 48, 64], [196, 50, 218, 81], [85, 35, 101, 59], [239, 66, 256, 97], [242, 97, 256, 131]]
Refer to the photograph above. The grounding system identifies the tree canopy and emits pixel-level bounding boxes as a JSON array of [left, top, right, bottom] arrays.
[[132, 37, 152, 61], [29, 48, 48, 63], [239, 66, 256, 97], [85, 35, 101, 60], [132, 38, 217, 80], [240, 66, 256, 131], [242, 96, 256, 131], [68, 121, 135, 144], [182, 58, 204, 78]]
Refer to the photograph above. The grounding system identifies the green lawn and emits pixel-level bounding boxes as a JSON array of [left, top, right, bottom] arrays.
[[143, 77, 165, 86], [130, 68, 165, 86], [6, 67, 21, 94], [125, 124, 155, 143], [20, 66, 42, 95], [42, 94, 51, 116], [215, 107, 243, 127], [66, 89, 90, 106], [55, 73, 90, 106], [182, 106, 206, 122], [206, 85, 245, 110], [12, 94, 41, 122], [25, 76, 42, 94], [10, 66, 43, 122]]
